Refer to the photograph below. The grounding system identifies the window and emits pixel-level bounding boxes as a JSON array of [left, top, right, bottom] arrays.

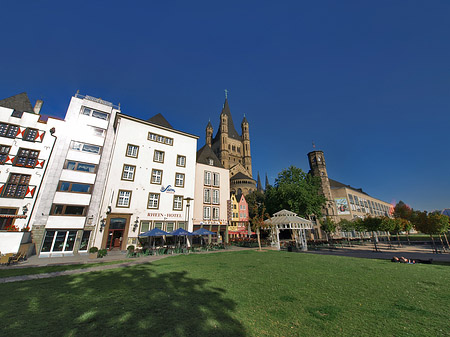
[[177, 221, 185, 229], [50, 204, 87, 216], [0, 145, 11, 164], [204, 189, 211, 203], [140, 221, 151, 233], [151, 169, 163, 184], [14, 148, 39, 167], [173, 195, 183, 211], [122, 165, 136, 181], [212, 207, 219, 220], [79, 231, 91, 251], [148, 132, 173, 146], [117, 190, 132, 207], [0, 123, 19, 138], [208, 158, 214, 165], [89, 126, 106, 137], [148, 193, 160, 209], [203, 206, 211, 220], [3, 174, 31, 198], [212, 190, 220, 204], [81, 107, 109, 120], [126, 144, 139, 158], [0, 208, 16, 230], [204, 171, 211, 185], [176, 155, 186, 167], [166, 222, 175, 232], [57, 182, 92, 193], [175, 173, 185, 187], [23, 128, 38, 141], [154, 150, 164, 163], [70, 141, 101, 154], [64, 160, 97, 173], [40, 230, 77, 253], [154, 221, 163, 229], [213, 173, 220, 187]]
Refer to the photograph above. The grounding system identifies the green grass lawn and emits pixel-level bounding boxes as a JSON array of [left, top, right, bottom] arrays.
[[0, 260, 128, 278], [1, 251, 449, 337]]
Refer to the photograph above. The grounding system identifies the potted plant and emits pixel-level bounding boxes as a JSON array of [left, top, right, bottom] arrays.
[[97, 248, 108, 258], [89, 246, 99, 259]]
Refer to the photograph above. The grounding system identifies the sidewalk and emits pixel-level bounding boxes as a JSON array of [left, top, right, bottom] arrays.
[[304, 242, 450, 262], [0, 246, 250, 284]]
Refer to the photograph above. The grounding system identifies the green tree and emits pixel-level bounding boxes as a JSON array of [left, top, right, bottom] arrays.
[[339, 219, 356, 246], [413, 211, 449, 253], [245, 190, 266, 220], [250, 203, 271, 251], [265, 166, 326, 218], [361, 216, 383, 252], [320, 217, 337, 244], [393, 201, 413, 221]]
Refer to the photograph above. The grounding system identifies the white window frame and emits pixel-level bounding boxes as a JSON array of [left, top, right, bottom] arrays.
[[204, 171, 211, 186], [213, 173, 220, 187], [177, 155, 186, 167], [151, 169, 163, 184], [212, 189, 220, 204], [175, 173, 185, 187], [81, 107, 109, 121], [122, 165, 135, 181], [203, 206, 211, 220], [70, 141, 101, 155], [154, 150, 165, 163], [173, 195, 183, 211], [204, 188, 211, 204], [126, 144, 139, 158], [212, 207, 219, 220], [148, 193, 160, 209], [117, 190, 131, 207]]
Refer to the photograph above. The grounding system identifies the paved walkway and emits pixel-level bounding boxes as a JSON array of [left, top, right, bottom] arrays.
[[0, 246, 249, 284], [303, 242, 450, 262]]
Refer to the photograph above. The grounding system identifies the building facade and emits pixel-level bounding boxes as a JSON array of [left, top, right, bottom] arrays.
[[308, 150, 393, 224], [206, 97, 256, 195], [0, 93, 59, 254], [193, 145, 230, 242], [31, 93, 120, 257], [91, 113, 198, 250]]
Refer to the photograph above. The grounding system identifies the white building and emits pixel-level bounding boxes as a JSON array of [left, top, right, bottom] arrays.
[[193, 145, 230, 242], [31, 93, 120, 257], [91, 112, 198, 250], [0, 93, 60, 254]]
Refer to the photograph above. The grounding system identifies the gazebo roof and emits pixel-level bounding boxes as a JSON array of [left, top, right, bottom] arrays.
[[264, 209, 313, 228]]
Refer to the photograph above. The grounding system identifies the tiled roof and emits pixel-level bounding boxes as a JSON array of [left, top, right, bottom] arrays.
[[196, 145, 223, 168], [147, 113, 173, 129], [0, 92, 34, 113]]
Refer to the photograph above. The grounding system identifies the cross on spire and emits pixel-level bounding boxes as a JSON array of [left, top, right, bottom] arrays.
[[224, 89, 228, 99]]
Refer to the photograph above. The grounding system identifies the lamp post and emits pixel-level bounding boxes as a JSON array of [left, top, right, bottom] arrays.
[[184, 197, 193, 230]]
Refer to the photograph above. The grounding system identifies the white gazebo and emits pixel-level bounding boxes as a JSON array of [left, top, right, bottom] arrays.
[[264, 209, 314, 251]]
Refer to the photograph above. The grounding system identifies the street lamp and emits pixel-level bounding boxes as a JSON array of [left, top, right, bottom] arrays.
[[184, 197, 193, 228]]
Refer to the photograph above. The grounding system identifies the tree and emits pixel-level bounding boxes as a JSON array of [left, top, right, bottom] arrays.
[[320, 217, 337, 244], [250, 203, 271, 251], [265, 166, 326, 218], [339, 219, 356, 246], [245, 190, 266, 220], [413, 211, 449, 253], [393, 201, 414, 221], [361, 216, 383, 252]]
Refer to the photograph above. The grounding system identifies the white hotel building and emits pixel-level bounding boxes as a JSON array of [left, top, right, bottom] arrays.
[[91, 112, 198, 250], [31, 93, 120, 257]]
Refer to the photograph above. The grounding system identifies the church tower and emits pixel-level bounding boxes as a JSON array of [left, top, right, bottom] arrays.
[[206, 120, 213, 147], [308, 150, 335, 218], [209, 92, 256, 195]]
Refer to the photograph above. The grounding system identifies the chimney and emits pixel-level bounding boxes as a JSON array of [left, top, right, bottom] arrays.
[[34, 100, 43, 114]]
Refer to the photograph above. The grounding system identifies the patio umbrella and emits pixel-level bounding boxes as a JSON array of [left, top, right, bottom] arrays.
[[169, 228, 194, 249], [139, 228, 169, 251], [192, 228, 216, 235]]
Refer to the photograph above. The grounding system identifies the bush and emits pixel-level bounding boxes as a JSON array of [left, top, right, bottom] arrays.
[[127, 245, 135, 252], [89, 247, 99, 254], [97, 249, 108, 258]]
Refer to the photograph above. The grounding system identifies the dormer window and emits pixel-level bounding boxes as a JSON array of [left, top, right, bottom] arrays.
[[208, 158, 214, 165]]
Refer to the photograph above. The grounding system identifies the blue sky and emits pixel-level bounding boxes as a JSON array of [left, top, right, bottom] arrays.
[[2, 1, 449, 211]]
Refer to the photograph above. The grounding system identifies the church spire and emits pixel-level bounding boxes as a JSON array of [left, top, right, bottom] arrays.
[[257, 172, 262, 192], [265, 173, 270, 190]]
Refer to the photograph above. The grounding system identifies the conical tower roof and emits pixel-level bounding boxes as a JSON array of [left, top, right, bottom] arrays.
[[214, 98, 241, 141]]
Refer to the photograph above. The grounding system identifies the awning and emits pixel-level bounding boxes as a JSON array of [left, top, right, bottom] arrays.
[[0, 214, 26, 218]]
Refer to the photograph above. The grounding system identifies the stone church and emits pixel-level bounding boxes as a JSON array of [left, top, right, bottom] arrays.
[[205, 97, 256, 195]]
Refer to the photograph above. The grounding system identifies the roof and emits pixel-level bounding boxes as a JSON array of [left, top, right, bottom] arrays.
[[196, 145, 223, 168], [230, 171, 253, 181], [213, 98, 242, 141], [206, 120, 213, 129], [0, 92, 35, 113], [147, 113, 173, 129], [329, 178, 368, 196], [264, 209, 313, 228]]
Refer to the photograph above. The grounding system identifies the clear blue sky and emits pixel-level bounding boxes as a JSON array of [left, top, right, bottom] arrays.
[[2, 1, 449, 212]]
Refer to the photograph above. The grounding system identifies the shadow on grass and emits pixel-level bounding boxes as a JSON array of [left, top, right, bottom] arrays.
[[0, 263, 246, 337]]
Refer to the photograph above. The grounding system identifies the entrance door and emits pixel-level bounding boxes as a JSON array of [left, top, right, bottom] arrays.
[[106, 217, 127, 250]]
